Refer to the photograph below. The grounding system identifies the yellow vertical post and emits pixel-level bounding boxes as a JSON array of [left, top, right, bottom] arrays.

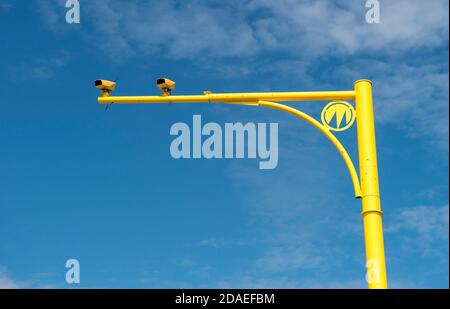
[[354, 80, 387, 289]]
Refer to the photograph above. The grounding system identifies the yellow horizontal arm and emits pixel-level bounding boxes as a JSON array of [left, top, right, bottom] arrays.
[[254, 100, 362, 198], [98, 91, 355, 104]]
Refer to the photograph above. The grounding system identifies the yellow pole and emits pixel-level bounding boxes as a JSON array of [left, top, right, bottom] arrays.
[[354, 80, 387, 289]]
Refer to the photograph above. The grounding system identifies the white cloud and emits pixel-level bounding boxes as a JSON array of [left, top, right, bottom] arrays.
[[0, 267, 21, 289], [32, 0, 449, 147], [35, 0, 62, 29], [217, 274, 301, 288], [0, 275, 20, 288], [216, 274, 371, 288], [331, 58, 449, 151], [197, 237, 227, 249], [0, 266, 59, 289], [255, 245, 323, 272], [69, 1, 259, 59], [377, 66, 449, 150], [386, 205, 449, 256], [240, 0, 448, 57], [11, 52, 71, 80], [55, 0, 446, 60]]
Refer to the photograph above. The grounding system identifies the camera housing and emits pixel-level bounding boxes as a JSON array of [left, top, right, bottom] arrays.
[[156, 78, 175, 96], [94, 79, 116, 96]]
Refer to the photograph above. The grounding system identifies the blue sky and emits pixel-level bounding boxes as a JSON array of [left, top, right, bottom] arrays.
[[0, 0, 448, 288]]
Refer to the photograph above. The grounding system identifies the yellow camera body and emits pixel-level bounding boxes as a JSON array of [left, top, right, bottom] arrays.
[[156, 78, 175, 96], [94, 79, 116, 96]]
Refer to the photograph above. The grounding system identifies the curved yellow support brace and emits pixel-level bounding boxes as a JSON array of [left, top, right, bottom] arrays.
[[98, 92, 362, 198], [249, 100, 362, 198]]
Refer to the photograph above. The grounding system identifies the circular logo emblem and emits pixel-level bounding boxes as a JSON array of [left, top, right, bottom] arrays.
[[321, 101, 356, 131]]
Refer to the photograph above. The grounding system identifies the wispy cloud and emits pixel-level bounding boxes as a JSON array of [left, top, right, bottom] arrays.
[[216, 274, 371, 289], [0, 266, 59, 289], [84, 1, 258, 59], [74, 0, 448, 59], [172, 258, 213, 281], [332, 58, 449, 151], [0, 267, 21, 289], [11, 52, 71, 80], [32, 0, 449, 148], [386, 205, 449, 257], [217, 274, 303, 289], [35, 0, 65, 30], [218, 135, 363, 286], [255, 245, 323, 272], [197, 237, 227, 249]]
